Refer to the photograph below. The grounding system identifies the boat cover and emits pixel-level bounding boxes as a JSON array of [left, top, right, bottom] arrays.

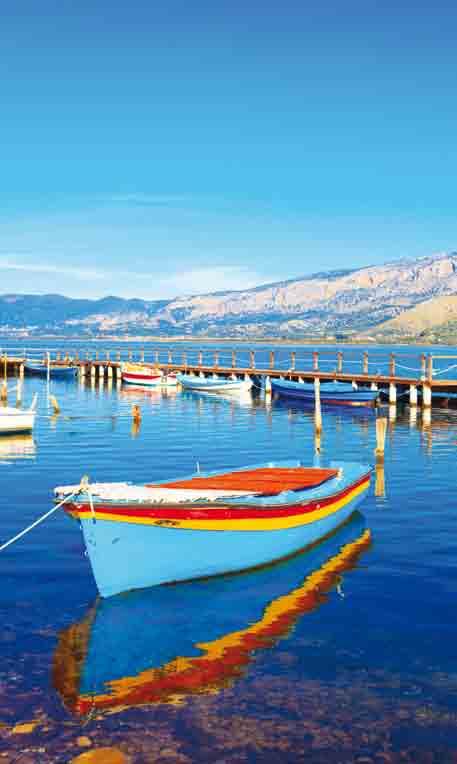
[[151, 467, 339, 496]]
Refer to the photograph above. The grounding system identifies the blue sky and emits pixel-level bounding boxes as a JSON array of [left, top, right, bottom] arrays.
[[1, 0, 457, 299]]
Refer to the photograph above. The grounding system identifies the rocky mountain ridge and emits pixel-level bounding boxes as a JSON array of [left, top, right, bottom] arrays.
[[1, 252, 457, 338]]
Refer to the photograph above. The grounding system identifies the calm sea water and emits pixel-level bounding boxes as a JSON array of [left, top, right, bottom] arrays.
[[1, 360, 457, 763]]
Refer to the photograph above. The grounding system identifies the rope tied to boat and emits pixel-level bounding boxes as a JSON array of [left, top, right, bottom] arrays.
[[0, 477, 88, 553]]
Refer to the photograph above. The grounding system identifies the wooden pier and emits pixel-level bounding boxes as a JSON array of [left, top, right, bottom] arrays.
[[2, 347, 457, 408]]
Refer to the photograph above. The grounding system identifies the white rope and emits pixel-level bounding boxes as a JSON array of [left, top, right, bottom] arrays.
[[431, 363, 457, 376], [0, 488, 79, 552]]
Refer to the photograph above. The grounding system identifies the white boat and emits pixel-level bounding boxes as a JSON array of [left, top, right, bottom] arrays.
[[177, 373, 253, 393], [0, 394, 37, 435], [121, 363, 178, 387]]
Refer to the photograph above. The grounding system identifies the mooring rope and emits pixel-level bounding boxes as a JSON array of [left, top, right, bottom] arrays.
[[0, 488, 80, 553]]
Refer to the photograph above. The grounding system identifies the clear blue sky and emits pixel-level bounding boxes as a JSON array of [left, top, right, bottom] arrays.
[[1, 0, 457, 299]]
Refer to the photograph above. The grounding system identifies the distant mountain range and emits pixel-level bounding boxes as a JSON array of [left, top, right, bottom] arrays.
[[2, 252, 457, 339]]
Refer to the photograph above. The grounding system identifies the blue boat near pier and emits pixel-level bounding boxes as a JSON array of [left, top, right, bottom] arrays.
[[25, 361, 77, 379], [271, 378, 379, 406]]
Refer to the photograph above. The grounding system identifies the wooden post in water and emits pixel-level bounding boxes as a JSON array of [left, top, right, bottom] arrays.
[[198, 350, 203, 367], [422, 383, 432, 408], [420, 354, 426, 379], [3, 353, 7, 381], [0, 380, 7, 403], [337, 351, 343, 373], [389, 382, 397, 405], [214, 350, 219, 368], [16, 379, 22, 407], [427, 355, 433, 382], [49, 395, 60, 414], [409, 384, 418, 406], [116, 351, 121, 362], [116, 365, 122, 381], [389, 353, 395, 376], [140, 348, 145, 362], [95, 350, 99, 361], [290, 352, 296, 371], [363, 352, 369, 374], [313, 351, 319, 371], [56, 351, 61, 361], [269, 351, 275, 370], [232, 350, 236, 368], [314, 377, 322, 454], [154, 350, 159, 364], [19, 363, 24, 379], [182, 352, 187, 368], [105, 350, 110, 362], [265, 375, 272, 395], [374, 416, 387, 460], [168, 350, 173, 365], [250, 350, 255, 369], [107, 365, 113, 378], [128, 349, 132, 361]]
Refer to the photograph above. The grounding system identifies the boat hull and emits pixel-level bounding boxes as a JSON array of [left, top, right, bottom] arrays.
[[0, 412, 35, 434], [177, 374, 253, 393], [73, 473, 369, 597], [122, 372, 177, 387], [271, 379, 378, 406], [25, 363, 77, 379]]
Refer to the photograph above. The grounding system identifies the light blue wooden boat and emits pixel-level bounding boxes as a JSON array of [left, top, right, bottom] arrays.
[[53, 511, 370, 715], [177, 373, 253, 393], [25, 361, 77, 379], [57, 459, 371, 597], [271, 378, 378, 406]]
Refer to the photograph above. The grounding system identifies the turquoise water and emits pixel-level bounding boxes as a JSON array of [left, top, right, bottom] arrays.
[[1, 371, 457, 762]]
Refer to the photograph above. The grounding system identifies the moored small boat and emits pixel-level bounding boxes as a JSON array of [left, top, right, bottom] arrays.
[[121, 363, 178, 387], [55, 459, 371, 597], [271, 378, 378, 406], [52, 512, 371, 715], [25, 361, 77, 379], [177, 373, 253, 393], [0, 394, 38, 435]]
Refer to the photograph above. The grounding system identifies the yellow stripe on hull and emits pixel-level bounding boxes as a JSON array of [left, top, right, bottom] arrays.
[[72, 478, 370, 532]]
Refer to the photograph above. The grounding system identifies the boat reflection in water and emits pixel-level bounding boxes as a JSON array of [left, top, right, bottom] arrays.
[[53, 512, 371, 716], [0, 434, 36, 462]]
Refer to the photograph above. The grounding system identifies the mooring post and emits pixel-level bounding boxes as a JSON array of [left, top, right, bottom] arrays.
[[140, 348, 144, 362], [250, 350, 255, 369], [409, 384, 418, 406], [116, 350, 121, 362], [427, 355, 433, 382], [232, 350, 236, 368], [107, 365, 113, 378], [290, 352, 296, 371], [422, 383, 432, 408], [374, 416, 387, 460], [269, 351, 275, 369], [128, 349, 132, 362], [79, 363, 86, 377], [19, 363, 24, 379], [168, 350, 173, 365], [198, 350, 203, 367], [94, 350, 99, 361], [99, 365, 105, 380], [389, 353, 395, 376], [90, 364, 96, 378], [363, 352, 369, 374], [182, 352, 187, 368], [314, 377, 322, 435], [313, 351, 319, 371], [74, 351, 79, 362], [116, 365, 122, 381], [389, 382, 397, 404], [56, 351, 61, 361], [337, 351, 343, 373], [214, 350, 219, 368], [265, 375, 272, 394], [0, 380, 7, 403], [420, 354, 426, 379], [105, 350, 110, 362], [15, 379, 22, 407]]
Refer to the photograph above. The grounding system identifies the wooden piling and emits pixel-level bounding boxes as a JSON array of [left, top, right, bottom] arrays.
[[337, 351, 343, 373], [290, 351, 296, 371], [107, 365, 113, 378], [16, 380, 22, 407], [0, 381, 7, 403], [409, 384, 417, 406], [389, 353, 395, 376], [49, 395, 60, 414], [265, 375, 272, 394], [313, 351, 319, 371], [140, 348, 145, 362], [389, 382, 397, 404], [422, 383, 432, 408], [198, 350, 203, 367], [374, 462, 386, 498], [232, 350, 236, 368], [427, 355, 433, 382], [374, 416, 387, 460], [314, 377, 322, 435], [116, 365, 122, 381], [250, 350, 255, 369], [269, 351, 275, 369], [363, 352, 369, 374], [420, 354, 426, 379], [19, 364, 24, 379]]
